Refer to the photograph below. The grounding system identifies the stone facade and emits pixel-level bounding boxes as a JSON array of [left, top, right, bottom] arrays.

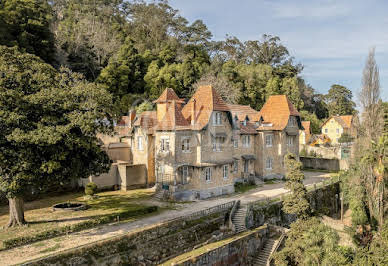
[[98, 86, 303, 198]]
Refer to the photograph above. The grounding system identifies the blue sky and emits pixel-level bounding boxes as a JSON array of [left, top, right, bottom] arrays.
[[169, 0, 388, 103]]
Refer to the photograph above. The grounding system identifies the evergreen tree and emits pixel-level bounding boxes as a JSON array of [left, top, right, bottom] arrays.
[[0, 0, 55, 64], [0, 46, 113, 227], [283, 153, 310, 219], [326, 84, 356, 116]]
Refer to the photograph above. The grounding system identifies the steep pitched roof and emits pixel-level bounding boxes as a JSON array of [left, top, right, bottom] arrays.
[[227, 104, 261, 122], [153, 88, 184, 103], [240, 121, 257, 134], [322, 115, 353, 129], [302, 121, 311, 134], [155, 101, 191, 131], [257, 95, 300, 131], [181, 85, 230, 130]]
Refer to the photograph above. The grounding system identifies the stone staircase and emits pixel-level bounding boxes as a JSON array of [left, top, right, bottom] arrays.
[[252, 238, 278, 266], [231, 204, 248, 233]]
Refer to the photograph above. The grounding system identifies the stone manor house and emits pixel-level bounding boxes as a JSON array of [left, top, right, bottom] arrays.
[[90, 85, 302, 200]]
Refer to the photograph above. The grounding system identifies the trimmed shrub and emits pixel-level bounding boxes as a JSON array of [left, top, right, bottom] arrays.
[[85, 182, 98, 196]]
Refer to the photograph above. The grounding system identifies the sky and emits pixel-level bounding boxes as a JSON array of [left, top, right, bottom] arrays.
[[169, 0, 388, 103]]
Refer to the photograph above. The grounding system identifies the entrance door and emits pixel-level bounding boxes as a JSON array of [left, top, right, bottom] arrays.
[[244, 160, 249, 173]]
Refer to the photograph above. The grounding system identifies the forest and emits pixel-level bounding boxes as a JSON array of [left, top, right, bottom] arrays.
[[0, 0, 357, 130]]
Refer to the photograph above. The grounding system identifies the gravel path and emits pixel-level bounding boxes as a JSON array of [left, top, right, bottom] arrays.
[[0, 171, 330, 265]]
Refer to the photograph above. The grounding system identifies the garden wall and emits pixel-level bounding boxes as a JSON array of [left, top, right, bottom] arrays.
[[300, 156, 340, 171]]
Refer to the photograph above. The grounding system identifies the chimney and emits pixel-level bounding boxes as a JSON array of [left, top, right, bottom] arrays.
[[191, 99, 196, 125], [129, 109, 136, 127]]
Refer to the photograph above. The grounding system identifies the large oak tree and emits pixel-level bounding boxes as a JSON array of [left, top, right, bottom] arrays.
[[0, 46, 113, 227]]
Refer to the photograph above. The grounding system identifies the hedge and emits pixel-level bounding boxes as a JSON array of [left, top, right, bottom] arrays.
[[2, 206, 158, 249]]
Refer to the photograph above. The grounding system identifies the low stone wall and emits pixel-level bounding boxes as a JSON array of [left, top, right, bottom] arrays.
[[300, 156, 340, 171], [26, 209, 233, 266], [173, 225, 269, 266], [300, 144, 340, 159]]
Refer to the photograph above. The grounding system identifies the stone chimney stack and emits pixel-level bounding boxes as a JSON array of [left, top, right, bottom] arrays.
[[191, 99, 196, 125]]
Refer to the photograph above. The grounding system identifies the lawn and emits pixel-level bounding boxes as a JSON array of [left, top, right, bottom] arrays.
[[0, 188, 159, 250], [234, 182, 257, 193]]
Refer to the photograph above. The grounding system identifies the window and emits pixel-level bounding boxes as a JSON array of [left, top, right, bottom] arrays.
[[204, 167, 212, 182], [287, 136, 294, 146], [265, 134, 273, 147], [182, 138, 190, 152], [223, 165, 228, 179], [233, 160, 238, 173], [181, 166, 188, 184], [137, 136, 144, 150], [213, 112, 222, 125], [336, 128, 339, 134], [212, 136, 225, 151], [266, 157, 273, 170], [242, 135, 251, 147], [289, 117, 296, 126], [325, 128, 328, 133], [160, 137, 170, 152], [233, 137, 238, 148]]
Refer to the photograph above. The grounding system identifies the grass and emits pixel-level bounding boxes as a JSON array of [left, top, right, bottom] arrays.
[[234, 182, 257, 193], [39, 243, 62, 254], [0, 188, 159, 250]]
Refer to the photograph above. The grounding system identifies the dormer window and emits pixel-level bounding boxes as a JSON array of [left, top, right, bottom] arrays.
[[289, 116, 296, 127], [213, 112, 222, 125]]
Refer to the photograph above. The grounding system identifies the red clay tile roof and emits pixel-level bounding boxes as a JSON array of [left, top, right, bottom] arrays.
[[133, 111, 158, 130], [117, 116, 130, 126], [155, 101, 191, 131], [227, 104, 261, 122], [257, 95, 300, 131], [321, 115, 353, 129], [181, 85, 230, 130], [153, 88, 184, 103], [302, 121, 311, 134], [240, 121, 257, 134]]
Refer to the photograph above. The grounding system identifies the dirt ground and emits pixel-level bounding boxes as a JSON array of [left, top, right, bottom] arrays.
[[0, 171, 331, 265]]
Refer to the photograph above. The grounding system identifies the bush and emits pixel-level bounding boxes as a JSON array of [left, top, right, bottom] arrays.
[[85, 182, 98, 196], [300, 147, 308, 157]]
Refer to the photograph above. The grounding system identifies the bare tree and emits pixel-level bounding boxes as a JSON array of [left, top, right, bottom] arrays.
[[359, 47, 383, 140], [191, 72, 241, 104]]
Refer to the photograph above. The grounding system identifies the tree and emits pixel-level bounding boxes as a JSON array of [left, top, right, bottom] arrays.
[[338, 133, 354, 144], [326, 84, 356, 117], [0, 0, 56, 64], [0, 46, 113, 226], [360, 48, 383, 140], [192, 72, 241, 104], [97, 37, 147, 115], [282, 153, 310, 219], [299, 110, 322, 134]]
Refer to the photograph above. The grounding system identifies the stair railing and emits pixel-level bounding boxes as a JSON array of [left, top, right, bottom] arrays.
[[228, 200, 240, 232], [267, 232, 286, 266]]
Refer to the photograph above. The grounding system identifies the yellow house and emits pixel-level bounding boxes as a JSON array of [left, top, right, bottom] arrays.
[[321, 115, 354, 145], [299, 121, 312, 145]]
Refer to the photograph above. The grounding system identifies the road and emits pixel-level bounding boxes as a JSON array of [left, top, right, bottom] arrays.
[[0, 171, 330, 265]]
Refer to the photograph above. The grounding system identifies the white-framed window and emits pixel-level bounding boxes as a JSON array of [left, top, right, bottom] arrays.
[[233, 137, 238, 148], [204, 167, 212, 182], [325, 128, 328, 133], [244, 160, 249, 172], [266, 157, 273, 170], [223, 165, 228, 179], [233, 160, 238, 173], [181, 166, 188, 184], [265, 134, 273, 147], [213, 112, 222, 125], [182, 138, 190, 152], [287, 136, 294, 146], [212, 136, 225, 151], [137, 136, 144, 150], [288, 116, 296, 127], [242, 135, 251, 147], [160, 136, 170, 152], [336, 128, 339, 134]]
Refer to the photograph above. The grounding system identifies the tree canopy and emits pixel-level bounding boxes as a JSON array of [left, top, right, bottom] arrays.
[[0, 46, 113, 226], [326, 84, 356, 117]]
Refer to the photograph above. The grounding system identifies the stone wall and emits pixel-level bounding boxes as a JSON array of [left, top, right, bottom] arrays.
[[300, 156, 340, 171], [175, 225, 269, 266], [300, 144, 341, 159], [27, 210, 232, 266]]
